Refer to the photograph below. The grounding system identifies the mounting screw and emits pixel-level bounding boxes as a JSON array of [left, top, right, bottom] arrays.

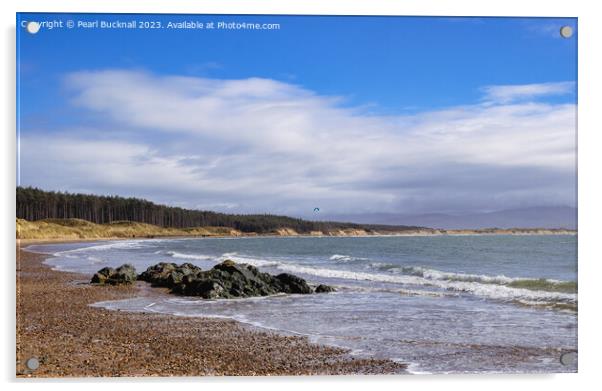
[[560, 26, 573, 39], [25, 357, 40, 371]]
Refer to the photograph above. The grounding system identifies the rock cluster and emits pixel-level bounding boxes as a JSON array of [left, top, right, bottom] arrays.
[[138, 262, 202, 288], [92, 260, 336, 299], [91, 264, 137, 285]]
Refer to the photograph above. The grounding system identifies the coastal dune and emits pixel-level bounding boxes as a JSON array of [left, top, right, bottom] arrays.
[[16, 218, 242, 241], [16, 218, 575, 241]]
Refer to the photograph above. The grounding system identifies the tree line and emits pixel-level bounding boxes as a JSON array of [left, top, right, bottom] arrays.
[[16, 187, 419, 233]]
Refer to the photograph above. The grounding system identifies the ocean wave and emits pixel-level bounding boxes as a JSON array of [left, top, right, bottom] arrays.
[[514, 299, 577, 312], [86, 256, 105, 264], [506, 279, 577, 293], [167, 251, 576, 304], [52, 240, 149, 255], [216, 253, 282, 267], [329, 254, 369, 263], [345, 285, 448, 298], [397, 266, 518, 285], [166, 250, 281, 267], [166, 251, 214, 261], [329, 254, 353, 262], [269, 263, 576, 304], [165, 293, 287, 305], [375, 265, 575, 294], [368, 262, 400, 271]]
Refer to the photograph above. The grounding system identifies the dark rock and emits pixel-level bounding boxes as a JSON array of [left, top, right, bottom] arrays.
[[219, 259, 237, 268], [185, 279, 228, 299], [138, 262, 202, 288], [275, 273, 313, 294], [138, 262, 176, 283], [180, 260, 279, 298], [138, 259, 318, 299], [91, 267, 115, 284], [108, 264, 137, 285], [315, 284, 336, 293], [91, 264, 136, 285], [214, 260, 262, 283]]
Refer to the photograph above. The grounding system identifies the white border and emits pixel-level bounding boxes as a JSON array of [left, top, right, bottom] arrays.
[[2, 1, 600, 390]]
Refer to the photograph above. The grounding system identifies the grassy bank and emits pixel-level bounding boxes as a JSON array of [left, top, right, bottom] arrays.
[[15, 218, 382, 240], [16, 218, 241, 240], [16, 218, 576, 241]]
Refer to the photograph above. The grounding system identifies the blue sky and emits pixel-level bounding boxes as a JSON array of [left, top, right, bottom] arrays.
[[17, 13, 577, 217]]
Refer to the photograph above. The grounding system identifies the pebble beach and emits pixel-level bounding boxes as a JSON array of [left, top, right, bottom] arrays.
[[16, 244, 407, 377]]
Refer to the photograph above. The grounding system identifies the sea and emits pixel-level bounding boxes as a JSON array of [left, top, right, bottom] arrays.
[[25, 234, 578, 374]]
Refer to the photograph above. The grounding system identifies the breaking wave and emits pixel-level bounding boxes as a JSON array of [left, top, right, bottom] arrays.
[[369, 264, 576, 293], [165, 250, 577, 307], [51, 240, 151, 256], [275, 263, 575, 304], [329, 254, 368, 263], [165, 251, 214, 261]]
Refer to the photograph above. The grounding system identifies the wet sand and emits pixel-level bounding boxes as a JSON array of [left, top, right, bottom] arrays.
[[16, 245, 407, 377]]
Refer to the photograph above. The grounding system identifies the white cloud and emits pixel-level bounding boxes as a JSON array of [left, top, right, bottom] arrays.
[[481, 81, 575, 104], [19, 70, 577, 215], [19, 137, 205, 195]]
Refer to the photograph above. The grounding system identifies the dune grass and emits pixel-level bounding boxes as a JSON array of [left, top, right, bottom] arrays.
[[16, 218, 241, 240]]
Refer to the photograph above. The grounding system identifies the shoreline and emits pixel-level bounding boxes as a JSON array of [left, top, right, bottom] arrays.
[[16, 245, 407, 377], [17, 229, 577, 247]]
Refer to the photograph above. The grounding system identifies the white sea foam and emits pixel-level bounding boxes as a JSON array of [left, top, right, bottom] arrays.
[[216, 253, 282, 267], [329, 254, 353, 262], [347, 285, 448, 298], [370, 263, 567, 287], [52, 240, 148, 256], [163, 249, 576, 304], [52, 238, 183, 256], [86, 256, 104, 264], [168, 250, 281, 267], [403, 361, 433, 375], [398, 266, 519, 284], [166, 251, 214, 261], [165, 294, 287, 306], [329, 254, 370, 263], [270, 263, 576, 304]]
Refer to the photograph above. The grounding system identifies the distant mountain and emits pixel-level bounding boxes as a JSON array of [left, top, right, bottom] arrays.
[[320, 206, 576, 230]]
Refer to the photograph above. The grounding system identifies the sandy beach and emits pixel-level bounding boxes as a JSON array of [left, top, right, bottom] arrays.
[[15, 243, 407, 377]]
